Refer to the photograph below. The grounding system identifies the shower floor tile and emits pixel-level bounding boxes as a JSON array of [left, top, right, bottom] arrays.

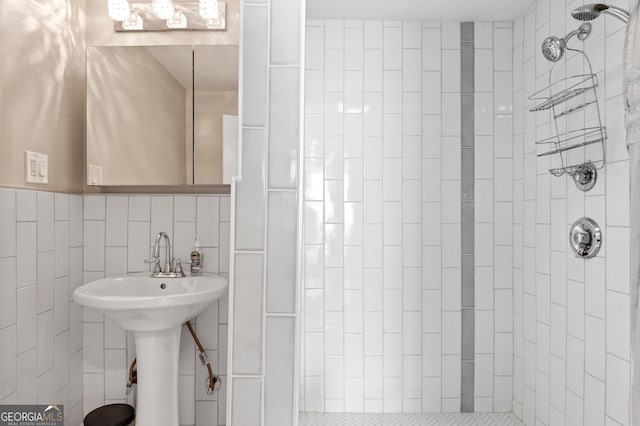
[[299, 412, 524, 425]]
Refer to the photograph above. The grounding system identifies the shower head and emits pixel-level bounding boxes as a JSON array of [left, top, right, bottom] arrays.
[[541, 23, 592, 62], [572, 3, 630, 24], [542, 36, 566, 62]]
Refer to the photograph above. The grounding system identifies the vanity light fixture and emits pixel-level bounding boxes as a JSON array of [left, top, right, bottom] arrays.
[[110, 1, 226, 31]]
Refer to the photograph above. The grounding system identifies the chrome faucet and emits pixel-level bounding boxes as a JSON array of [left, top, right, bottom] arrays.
[[154, 232, 172, 273], [145, 232, 186, 278]]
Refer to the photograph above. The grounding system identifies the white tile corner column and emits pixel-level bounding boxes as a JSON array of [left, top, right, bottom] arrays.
[[227, 0, 305, 425]]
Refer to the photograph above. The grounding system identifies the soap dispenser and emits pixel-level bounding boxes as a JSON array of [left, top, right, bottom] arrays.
[[190, 235, 203, 275]]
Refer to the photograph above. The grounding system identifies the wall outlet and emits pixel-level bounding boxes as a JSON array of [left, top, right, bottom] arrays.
[[89, 164, 103, 186], [25, 151, 48, 184]]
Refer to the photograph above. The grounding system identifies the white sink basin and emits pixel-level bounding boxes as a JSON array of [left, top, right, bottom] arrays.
[[73, 273, 228, 426], [73, 273, 228, 331]]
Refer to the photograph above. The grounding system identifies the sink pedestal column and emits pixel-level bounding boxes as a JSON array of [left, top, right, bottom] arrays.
[[134, 325, 181, 426]]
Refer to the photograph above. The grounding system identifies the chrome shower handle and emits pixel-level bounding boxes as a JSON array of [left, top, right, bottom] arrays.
[[574, 230, 591, 256], [569, 217, 602, 259]]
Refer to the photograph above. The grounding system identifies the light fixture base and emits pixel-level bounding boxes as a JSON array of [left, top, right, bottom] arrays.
[[114, 1, 226, 32]]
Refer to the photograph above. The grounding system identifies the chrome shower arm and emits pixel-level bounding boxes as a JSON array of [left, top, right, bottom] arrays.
[[564, 24, 591, 43], [563, 28, 582, 42]]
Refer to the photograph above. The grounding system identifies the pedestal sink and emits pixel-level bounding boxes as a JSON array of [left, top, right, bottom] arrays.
[[73, 273, 228, 426]]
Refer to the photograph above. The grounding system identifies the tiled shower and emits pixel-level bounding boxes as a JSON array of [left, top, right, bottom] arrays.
[[298, 0, 633, 423], [301, 19, 514, 414], [512, 1, 631, 424]]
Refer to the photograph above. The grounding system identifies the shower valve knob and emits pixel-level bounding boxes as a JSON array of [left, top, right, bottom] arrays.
[[569, 217, 602, 259]]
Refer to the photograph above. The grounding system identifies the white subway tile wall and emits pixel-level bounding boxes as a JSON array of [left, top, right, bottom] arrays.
[[513, 1, 630, 424], [82, 195, 230, 426], [227, 0, 302, 424], [474, 21, 514, 413], [0, 188, 84, 425], [301, 20, 513, 414]]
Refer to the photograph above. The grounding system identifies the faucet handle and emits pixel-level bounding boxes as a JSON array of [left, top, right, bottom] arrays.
[[144, 257, 162, 273], [175, 259, 190, 276]]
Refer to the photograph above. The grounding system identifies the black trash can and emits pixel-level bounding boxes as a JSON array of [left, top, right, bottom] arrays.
[[83, 404, 135, 426]]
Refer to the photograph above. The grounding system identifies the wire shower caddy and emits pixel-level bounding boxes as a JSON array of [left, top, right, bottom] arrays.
[[528, 47, 606, 191]]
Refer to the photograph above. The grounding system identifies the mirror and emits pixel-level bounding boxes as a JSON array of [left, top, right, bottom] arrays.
[[86, 44, 238, 186]]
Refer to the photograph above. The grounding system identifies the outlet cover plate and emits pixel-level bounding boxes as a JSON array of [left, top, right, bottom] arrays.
[[89, 164, 104, 186], [25, 151, 48, 184]]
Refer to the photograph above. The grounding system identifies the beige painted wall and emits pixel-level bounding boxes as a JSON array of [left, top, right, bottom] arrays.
[[0, 0, 86, 193], [87, 46, 187, 185]]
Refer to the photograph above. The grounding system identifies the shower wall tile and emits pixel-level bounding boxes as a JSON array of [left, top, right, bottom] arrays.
[[472, 23, 514, 414], [442, 94, 462, 136], [442, 50, 461, 93], [227, 0, 302, 423], [300, 17, 514, 417], [514, 1, 630, 424], [606, 354, 630, 424], [269, 67, 300, 189], [242, 6, 269, 127], [232, 378, 262, 426], [301, 19, 469, 413], [233, 252, 265, 372], [82, 194, 230, 425], [264, 317, 296, 426], [304, 70, 324, 111], [475, 50, 493, 92], [270, 0, 300, 65], [235, 129, 267, 251], [474, 23, 492, 47], [266, 192, 298, 314]]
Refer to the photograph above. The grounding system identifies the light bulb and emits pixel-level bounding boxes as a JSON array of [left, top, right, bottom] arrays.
[[199, 0, 219, 19], [152, 0, 175, 20], [108, 0, 131, 21]]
